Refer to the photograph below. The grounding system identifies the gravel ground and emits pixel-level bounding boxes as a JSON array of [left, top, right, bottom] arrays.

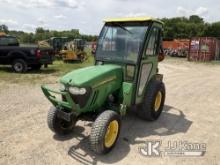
[[0, 58, 219, 165]]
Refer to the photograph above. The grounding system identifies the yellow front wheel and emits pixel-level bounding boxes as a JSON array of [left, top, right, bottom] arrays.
[[104, 120, 119, 148], [89, 111, 121, 154]]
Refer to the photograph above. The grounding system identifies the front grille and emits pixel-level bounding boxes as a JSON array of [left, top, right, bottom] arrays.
[[90, 91, 99, 106]]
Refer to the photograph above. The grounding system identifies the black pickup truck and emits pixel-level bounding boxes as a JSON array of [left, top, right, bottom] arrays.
[[0, 35, 54, 73]]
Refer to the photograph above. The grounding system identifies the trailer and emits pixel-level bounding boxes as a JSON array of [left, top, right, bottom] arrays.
[[188, 37, 220, 62]]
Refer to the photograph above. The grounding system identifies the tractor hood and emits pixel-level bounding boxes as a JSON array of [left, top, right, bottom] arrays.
[[60, 64, 123, 87]]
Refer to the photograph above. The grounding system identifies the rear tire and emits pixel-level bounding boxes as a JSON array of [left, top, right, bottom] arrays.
[[89, 110, 121, 154], [137, 80, 166, 121], [47, 106, 76, 135], [12, 59, 28, 73]]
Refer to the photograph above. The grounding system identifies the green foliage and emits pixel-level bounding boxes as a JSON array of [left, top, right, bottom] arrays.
[[0, 24, 9, 33], [0, 25, 97, 44], [161, 15, 220, 39], [189, 15, 204, 24], [204, 22, 220, 37]]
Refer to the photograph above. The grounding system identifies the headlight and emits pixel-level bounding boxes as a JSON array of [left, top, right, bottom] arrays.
[[69, 87, 87, 95], [59, 83, 65, 91]]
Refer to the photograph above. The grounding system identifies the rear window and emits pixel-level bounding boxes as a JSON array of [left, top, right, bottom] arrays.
[[0, 36, 19, 46]]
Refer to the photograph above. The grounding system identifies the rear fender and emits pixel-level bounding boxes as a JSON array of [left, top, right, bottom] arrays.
[[8, 51, 27, 60]]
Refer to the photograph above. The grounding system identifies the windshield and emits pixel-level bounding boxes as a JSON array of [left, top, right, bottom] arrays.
[[96, 23, 149, 63], [0, 36, 19, 46]]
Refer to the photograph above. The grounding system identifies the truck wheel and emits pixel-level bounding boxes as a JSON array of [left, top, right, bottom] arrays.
[[31, 64, 42, 70], [47, 106, 76, 135], [137, 80, 165, 121], [89, 110, 121, 154], [12, 59, 27, 73]]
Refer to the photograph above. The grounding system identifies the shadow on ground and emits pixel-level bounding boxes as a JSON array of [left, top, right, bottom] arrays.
[[58, 105, 193, 165]]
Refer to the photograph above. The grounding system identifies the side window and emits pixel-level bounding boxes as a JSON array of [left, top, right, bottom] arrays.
[[138, 63, 152, 95], [0, 37, 8, 46], [145, 27, 160, 56]]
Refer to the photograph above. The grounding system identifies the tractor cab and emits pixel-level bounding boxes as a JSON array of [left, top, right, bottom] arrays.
[[95, 17, 164, 104]]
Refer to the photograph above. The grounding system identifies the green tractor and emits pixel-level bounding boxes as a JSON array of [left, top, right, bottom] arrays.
[[41, 17, 166, 154]]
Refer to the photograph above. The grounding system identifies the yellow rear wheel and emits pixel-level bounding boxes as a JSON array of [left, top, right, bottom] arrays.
[[154, 91, 162, 112], [137, 80, 165, 121]]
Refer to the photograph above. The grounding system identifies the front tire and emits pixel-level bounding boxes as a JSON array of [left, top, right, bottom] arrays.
[[47, 106, 76, 135], [89, 110, 121, 154], [137, 80, 166, 121]]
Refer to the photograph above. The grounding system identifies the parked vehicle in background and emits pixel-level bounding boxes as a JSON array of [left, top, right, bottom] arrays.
[[188, 37, 220, 62], [91, 41, 97, 55], [163, 39, 189, 57], [59, 39, 87, 62], [0, 34, 54, 73], [38, 37, 70, 54], [164, 48, 188, 57]]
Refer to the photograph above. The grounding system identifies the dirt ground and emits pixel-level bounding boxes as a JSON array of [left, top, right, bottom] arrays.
[[0, 58, 220, 165]]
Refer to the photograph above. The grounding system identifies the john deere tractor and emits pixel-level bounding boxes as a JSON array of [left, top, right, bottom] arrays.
[[42, 17, 166, 154]]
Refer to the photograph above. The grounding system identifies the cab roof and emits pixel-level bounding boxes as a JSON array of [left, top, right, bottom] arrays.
[[104, 17, 163, 24]]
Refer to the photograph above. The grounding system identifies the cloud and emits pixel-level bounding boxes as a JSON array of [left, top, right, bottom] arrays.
[[0, 19, 18, 25], [126, 12, 148, 17], [0, 0, 218, 34], [177, 6, 209, 17], [22, 24, 37, 32], [55, 0, 78, 9], [37, 17, 46, 24], [54, 14, 67, 19], [1, 0, 80, 9], [195, 7, 208, 16], [177, 6, 189, 16]]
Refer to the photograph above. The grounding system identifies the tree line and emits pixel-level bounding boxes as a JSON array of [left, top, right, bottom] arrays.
[[161, 15, 220, 40], [0, 26, 97, 43], [1, 15, 220, 43]]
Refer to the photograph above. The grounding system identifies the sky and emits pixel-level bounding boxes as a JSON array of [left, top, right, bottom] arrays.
[[0, 0, 219, 35]]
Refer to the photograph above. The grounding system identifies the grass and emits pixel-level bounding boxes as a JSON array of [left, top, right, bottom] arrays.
[[2, 53, 219, 85], [0, 53, 94, 85]]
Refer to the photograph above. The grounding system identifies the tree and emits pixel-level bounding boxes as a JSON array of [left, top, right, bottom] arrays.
[[0, 24, 9, 33], [36, 27, 45, 34], [204, 22, 220, 37], [161, 15, 206, 39], [189, 15, 204, 24]]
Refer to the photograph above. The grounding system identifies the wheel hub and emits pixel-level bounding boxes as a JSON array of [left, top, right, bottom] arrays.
[[104, 120, 119, 148], [14, 63, 23, 72], [154, 91, 162, 112]]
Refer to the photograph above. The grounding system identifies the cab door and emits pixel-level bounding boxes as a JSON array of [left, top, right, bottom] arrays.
[[135, 23, 162, 104]]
